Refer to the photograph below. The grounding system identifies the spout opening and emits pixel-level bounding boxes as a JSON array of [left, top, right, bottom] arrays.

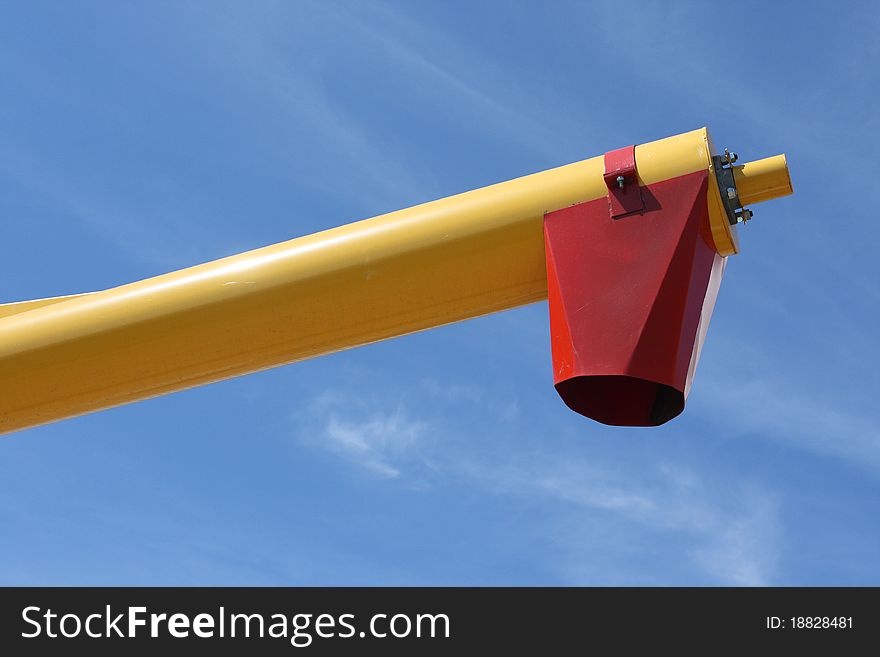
[[555, 375, 684, 427]]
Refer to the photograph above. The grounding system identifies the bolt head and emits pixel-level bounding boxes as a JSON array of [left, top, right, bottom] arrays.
[[734, 208, 753, 224], [726, 187, 737, 200]]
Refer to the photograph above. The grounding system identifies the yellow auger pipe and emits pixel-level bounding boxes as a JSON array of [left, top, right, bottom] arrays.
[[733, 154, 793, 205], [0, 128, 791, 435]]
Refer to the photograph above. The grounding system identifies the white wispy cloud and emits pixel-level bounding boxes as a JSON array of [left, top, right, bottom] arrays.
[[696, 369, 880, 474], [588, 2, 855, 157], [173, 0, 600, 213], [466, 455, 780, 586], [691, 489, 781, 587], [295, 381, 781, 585], [297, 389, 429, 479], [335, 2, 583, 159], [168, 2, 442, 208], [322, 409, 425, 479]]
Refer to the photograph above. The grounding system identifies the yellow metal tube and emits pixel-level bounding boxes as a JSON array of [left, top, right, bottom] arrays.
[[0, 293, 92, 320], [733, 154, 793, 205], [0, 128, 790, 435]]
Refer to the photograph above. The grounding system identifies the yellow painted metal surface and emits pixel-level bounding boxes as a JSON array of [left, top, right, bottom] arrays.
[[0, 293, 93, 320], [0, 128, 790, 435], [733, 154, 793, 205]]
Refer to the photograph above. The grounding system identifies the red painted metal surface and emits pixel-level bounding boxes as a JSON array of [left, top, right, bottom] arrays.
[[543, 169, 718, 426], [603, 145, 644, 217]]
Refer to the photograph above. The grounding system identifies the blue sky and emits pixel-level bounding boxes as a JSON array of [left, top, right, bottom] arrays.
[[1, 1, 877, 585]]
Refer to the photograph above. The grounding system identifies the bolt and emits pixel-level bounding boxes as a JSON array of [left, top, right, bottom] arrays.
[[735, 209, 753, 224], [616, 175, 625, 189], [726, 186, 737, 200]]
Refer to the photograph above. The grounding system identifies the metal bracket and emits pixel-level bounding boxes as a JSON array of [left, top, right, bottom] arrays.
[[713, 150, 749, 225], [603, 145, 644, 218]]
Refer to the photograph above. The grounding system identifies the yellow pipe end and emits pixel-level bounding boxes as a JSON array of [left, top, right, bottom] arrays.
[[733, 154, 793, 205]]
